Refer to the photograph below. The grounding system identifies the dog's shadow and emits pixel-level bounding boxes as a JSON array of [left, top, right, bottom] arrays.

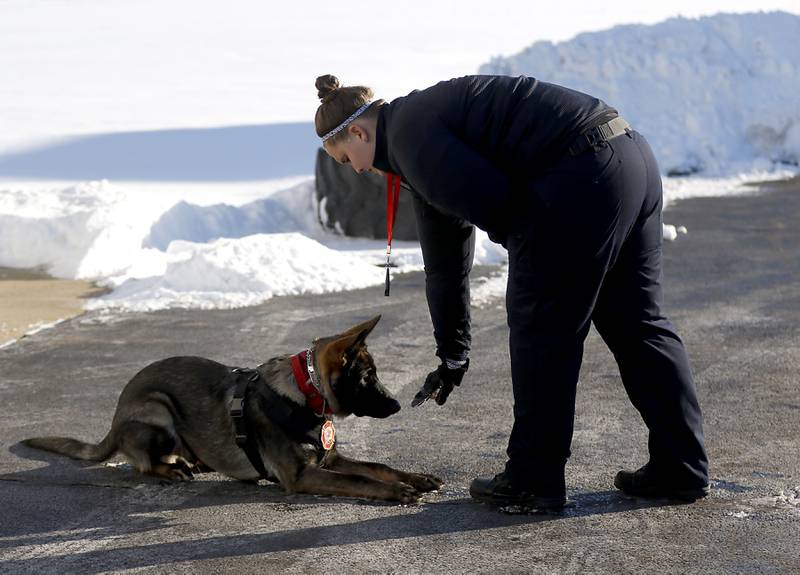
[[3, 442, 682, 573]]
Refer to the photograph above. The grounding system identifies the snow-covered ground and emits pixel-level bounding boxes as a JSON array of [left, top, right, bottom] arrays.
[[0, 3, 798, 329]]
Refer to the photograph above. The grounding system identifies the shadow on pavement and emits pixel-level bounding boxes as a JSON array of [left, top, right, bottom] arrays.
[[2, 443, 679, 573]]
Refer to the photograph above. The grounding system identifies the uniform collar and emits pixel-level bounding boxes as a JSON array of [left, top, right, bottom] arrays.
[[372, 105, 394, 175]]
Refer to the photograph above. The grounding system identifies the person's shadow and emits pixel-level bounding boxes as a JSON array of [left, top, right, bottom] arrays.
[[1, 442, 684, 574]]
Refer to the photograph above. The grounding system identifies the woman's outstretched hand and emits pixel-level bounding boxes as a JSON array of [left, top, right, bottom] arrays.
[[411, 360, 469, 406]]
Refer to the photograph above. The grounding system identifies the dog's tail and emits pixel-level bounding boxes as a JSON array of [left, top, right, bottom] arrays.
[[22, 432, 116, 462]]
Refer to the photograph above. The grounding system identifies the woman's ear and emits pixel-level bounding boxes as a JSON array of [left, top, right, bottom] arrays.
[[349, 122, 369, 142]]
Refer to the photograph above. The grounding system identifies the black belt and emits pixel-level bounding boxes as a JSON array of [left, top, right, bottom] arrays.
[[568, 116, 631, 156]]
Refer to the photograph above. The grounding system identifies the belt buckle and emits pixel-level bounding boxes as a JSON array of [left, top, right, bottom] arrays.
[[230, 397, 245, 418], [584, 131, 598, 149]]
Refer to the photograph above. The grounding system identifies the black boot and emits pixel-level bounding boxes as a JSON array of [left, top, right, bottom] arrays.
[[469, 472, 566, 509], [614, 463, 710, 501]]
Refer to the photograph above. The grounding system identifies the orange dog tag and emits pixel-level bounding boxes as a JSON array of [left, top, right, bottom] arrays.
[[321, 420, 336, 450]]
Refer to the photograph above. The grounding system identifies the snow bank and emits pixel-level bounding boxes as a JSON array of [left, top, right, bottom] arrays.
[[143, 198, 304, 250], [88, 233, 387, 312], [480, 11, 800, 176], [0, 181, 124, 277], [0, 173, 518, 312]]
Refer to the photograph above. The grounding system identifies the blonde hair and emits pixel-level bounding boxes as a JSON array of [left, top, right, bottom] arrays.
[[314, 74, 383, 144]]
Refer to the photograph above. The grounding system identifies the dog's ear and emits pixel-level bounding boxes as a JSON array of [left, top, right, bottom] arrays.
[[318, 316, 381, 376], [340, 315, 381, 342]]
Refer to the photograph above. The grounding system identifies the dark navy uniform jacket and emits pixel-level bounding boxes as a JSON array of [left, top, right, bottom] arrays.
[[371, 75, 616, 362]]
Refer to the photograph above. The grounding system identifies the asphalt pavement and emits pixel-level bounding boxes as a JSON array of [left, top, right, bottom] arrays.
[[1, 179, 799, 574]]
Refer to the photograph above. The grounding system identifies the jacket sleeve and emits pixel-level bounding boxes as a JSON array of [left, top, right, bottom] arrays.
[[411, 191, 475, 363], [392, 113, 513, 235]]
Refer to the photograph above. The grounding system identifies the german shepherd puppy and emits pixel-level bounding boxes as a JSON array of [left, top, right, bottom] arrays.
[[23, 315, 442, 503]]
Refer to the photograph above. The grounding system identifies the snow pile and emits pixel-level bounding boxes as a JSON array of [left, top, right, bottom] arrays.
[[90, 233, 386, 312], [0, 177, 510, 312], [143, 197, 306, 250], [0, 181, 127, 277], [480, 11, 800, 175]]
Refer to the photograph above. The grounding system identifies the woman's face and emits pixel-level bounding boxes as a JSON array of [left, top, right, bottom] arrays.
[[323, 121, 377, 175]]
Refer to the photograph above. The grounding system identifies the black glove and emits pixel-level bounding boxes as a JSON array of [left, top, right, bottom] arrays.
[[411, 359, 469, 407]]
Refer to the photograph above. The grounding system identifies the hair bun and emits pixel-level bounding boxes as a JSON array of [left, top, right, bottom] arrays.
[[316, 74, 341, 103]]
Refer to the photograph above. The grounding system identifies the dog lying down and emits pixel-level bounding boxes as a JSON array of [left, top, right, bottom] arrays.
[[23, 315, 442, 503]]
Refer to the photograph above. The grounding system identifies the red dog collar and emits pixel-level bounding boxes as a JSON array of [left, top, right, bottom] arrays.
[[290, 350, 333, 416]]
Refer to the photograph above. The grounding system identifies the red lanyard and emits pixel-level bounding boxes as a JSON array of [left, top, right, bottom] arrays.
[[384, 173, 402, 296]]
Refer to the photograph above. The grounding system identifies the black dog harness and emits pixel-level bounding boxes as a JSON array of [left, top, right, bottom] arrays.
[[228, 367, 325, 481]]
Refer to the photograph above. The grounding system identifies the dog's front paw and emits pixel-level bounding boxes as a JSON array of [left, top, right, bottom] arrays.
[[151, 464, 194, 482], [404, 473, 444, 493], [391, 482, 422, 504], [155, 454, 197, 481]]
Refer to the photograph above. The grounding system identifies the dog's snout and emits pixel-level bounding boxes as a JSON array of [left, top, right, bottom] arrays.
[[368, 396, 401, 419], [373, 399, 400, 419]]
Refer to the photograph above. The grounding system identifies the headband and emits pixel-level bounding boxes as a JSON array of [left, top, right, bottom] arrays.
[[320, 101, 372, 143]]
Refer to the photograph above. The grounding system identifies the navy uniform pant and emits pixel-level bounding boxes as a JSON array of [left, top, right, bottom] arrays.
[[504, 130, 709, 495]]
